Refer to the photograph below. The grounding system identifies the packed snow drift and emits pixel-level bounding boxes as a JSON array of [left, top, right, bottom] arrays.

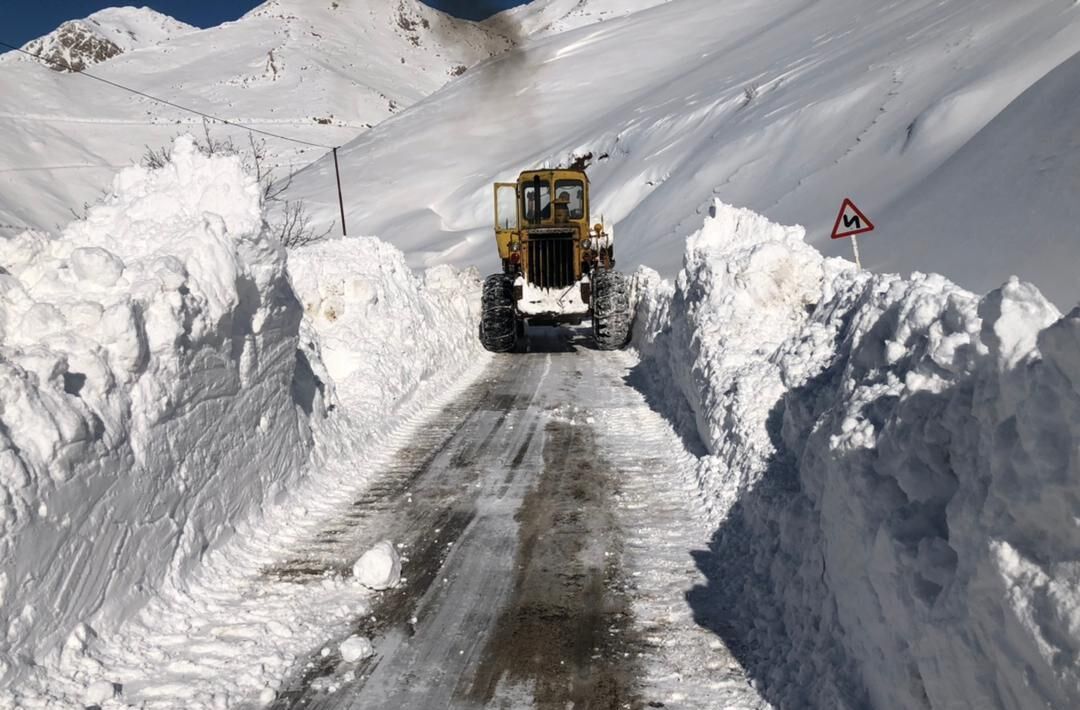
[[633, 201, 1080, 709], [287, 236, 483, 432], [0, 135, 315, 684], [0, 137, 486, 704]]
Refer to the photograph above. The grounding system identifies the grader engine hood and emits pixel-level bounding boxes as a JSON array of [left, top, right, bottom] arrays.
[[521, 227, 579, 289]]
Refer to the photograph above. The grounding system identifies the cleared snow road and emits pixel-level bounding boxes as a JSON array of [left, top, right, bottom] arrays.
[[265, 327, 766, 710]]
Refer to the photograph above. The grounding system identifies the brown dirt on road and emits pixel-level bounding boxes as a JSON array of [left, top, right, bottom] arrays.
[[463, 418, 645, 710]]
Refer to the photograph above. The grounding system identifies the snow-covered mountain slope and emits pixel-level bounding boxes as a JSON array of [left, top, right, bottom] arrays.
[[76, 6, 197, 52], [15, 7, 196, 72], [499, 0, 672, 38], [286, 0, 1080, 307], [874, 49, 1080, 310], [0, 0, 511, 237]]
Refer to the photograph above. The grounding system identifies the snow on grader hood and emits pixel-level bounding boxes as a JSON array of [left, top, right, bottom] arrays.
[[479, 168, 631, 352]]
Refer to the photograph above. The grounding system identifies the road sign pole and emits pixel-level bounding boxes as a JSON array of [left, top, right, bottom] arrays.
[[831, 197, 873, 268]]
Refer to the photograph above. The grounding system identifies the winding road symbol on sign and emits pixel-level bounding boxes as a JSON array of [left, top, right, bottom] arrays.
[[831, 198, 874, 240]]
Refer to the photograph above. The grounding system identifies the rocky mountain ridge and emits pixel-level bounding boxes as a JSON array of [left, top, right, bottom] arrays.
[[18, 6, 195, 72]]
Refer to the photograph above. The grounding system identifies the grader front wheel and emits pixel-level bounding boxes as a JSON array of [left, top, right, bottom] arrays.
[[479, 274, 519, 353], [591, 268, 631, 350]]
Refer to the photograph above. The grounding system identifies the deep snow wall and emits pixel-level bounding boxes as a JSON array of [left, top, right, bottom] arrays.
[[0, 170, 484, 708], [633, 202, 1080, 709], [287, 237, 483, 433], [0, 138, 317, 684]]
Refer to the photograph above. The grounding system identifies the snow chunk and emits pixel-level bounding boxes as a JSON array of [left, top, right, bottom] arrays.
[[978, 276, 1059, 370], [85, 679, 119, 704], [339, 635, 374, 662], [69, 247, 125, 287], [352, 540, 402, 590]]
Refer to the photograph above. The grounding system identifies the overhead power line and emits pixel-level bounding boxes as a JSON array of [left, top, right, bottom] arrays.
[[0, 39, 351, 236], [0, 40, 334, 150], [0, 163, 128, 173]]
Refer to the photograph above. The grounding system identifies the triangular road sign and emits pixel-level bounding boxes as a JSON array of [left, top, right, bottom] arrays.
[[831, 198, 874, 240]]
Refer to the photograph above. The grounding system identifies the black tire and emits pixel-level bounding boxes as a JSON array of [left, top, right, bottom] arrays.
[[514, 317, 529, 353], [591, 268, 631, 350], [479, 274, 518, 353]]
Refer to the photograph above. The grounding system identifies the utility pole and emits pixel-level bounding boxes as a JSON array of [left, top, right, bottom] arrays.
[[333, 147, 347, 237]]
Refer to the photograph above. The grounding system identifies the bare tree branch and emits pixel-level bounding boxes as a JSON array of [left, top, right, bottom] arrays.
[[140, 123, 331, 249]]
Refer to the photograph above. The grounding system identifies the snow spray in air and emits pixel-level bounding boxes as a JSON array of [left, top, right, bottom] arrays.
[[424, 2, 540, 152]]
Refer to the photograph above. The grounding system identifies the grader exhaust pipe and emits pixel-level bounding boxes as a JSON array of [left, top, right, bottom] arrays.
[[532, 174, 542, 225]]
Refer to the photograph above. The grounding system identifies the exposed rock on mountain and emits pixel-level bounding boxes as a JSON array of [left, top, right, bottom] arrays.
[[19, 7, 195, 72]]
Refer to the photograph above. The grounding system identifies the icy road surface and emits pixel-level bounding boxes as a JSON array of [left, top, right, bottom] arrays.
[[265, 327, 767, 709]]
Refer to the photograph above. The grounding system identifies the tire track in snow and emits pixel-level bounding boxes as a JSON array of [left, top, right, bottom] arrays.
[[591, 351, 770, 709], [267, 354, 540, 707]]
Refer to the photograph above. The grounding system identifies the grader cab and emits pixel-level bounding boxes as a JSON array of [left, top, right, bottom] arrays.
[[479, 168, 631, 352]]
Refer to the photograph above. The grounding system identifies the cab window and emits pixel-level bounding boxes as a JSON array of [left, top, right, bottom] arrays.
[[555, 180, 584, 220], [495, 184, 518, 229]]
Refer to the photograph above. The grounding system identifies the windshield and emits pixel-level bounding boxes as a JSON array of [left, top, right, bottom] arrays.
[[522, 181, 551, 223], [555, 180, 585, 220]]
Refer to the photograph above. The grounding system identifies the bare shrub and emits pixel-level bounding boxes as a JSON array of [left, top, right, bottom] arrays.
[[142, 119, 333, 248], [142, 144, 170, 169], [741, 84, 759, 107]]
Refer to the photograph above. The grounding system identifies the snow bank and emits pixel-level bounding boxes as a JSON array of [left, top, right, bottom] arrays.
[[634, 200, 1080, 709], [0, 138, 485, 704], [287, 236, 483, 432], [0, 136, 316, 686]]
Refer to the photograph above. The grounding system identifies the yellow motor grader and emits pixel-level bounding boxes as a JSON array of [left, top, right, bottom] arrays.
[[479, 168, 631, 352]]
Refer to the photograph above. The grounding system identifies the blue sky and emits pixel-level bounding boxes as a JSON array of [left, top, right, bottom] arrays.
[[0, 1, 525, 47]]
